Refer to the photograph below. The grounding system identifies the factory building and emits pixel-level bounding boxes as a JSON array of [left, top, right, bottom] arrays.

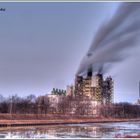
[[66, 85, 74, 97], [74, 69, 113, 105], [47, 69, 113, 115], [102, 77, 113, 104], [74, 76, 84, 98]]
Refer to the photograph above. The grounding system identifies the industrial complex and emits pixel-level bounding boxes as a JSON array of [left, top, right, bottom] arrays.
[[44, 69, 114, 115], [74, 69, 113, 104]]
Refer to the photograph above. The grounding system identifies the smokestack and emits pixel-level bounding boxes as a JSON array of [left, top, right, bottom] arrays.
[[96, 73, 103, 80], [87, 68, 92, 77]]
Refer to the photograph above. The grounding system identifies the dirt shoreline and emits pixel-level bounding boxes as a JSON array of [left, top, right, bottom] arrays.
[[0, 118, 140, 127]]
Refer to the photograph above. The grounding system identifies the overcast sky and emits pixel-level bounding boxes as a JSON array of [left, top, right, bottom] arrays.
[[0, 2, 139, 103]]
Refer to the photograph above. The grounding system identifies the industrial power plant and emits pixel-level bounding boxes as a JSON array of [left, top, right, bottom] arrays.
[[66, 69, 113, 106], [74, 70, 113, 105], [48, 69, 113, 115]]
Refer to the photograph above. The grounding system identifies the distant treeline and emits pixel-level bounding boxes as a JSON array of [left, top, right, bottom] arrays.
[[0, 94, 140, 118], [99, 103, 140, 118], [51, 88, 66, 95]]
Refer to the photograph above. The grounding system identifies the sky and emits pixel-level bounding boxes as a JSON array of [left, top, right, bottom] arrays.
[[0, 2, 139, 103]]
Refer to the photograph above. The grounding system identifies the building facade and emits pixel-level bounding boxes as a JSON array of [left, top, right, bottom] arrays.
[[74, 70, 113, 105]]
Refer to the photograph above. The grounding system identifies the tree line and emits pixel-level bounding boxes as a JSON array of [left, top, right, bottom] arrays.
[[99, 102, 140, 118], [0, 94, 140, 119], [51, 88, 66, 96]]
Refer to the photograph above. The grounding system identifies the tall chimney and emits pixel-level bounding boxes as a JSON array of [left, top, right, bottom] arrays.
[[87, 68, 92, 77]]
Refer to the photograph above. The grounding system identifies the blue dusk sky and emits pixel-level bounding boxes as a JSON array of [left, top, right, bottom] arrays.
[[0, 2, 139, 103]]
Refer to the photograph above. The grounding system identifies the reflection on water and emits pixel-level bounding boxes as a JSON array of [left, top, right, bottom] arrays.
[[0, 121, 140, 138]]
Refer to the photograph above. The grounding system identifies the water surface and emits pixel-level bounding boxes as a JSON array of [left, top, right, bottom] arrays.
[[0, 121, 140, 138]]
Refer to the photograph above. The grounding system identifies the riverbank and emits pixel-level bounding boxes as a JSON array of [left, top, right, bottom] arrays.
[[0, 117, 140, 127]]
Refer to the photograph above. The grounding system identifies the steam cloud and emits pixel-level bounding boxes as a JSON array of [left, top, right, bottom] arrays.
[[77, 3, 140, 75]]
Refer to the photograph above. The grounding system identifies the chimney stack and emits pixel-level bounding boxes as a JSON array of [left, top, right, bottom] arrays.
[[87, 68, 92, 77]]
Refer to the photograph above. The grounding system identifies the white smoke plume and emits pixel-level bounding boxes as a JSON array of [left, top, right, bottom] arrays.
[[77, 3, 140, 75]]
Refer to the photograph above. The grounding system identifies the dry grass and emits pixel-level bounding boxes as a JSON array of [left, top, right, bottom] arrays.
[[0, 114, 140, 126]]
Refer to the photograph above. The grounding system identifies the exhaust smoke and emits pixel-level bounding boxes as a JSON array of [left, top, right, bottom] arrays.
[[77, 3, 140, 75]]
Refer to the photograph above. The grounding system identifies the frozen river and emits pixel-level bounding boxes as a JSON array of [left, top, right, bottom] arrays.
[[0, 121, 140, 138]]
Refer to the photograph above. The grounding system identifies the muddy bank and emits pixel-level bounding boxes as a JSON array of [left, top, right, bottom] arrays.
[[0, 117, 140, 127]]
